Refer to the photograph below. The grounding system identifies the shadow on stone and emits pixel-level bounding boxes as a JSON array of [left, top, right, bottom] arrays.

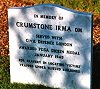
[[92, 43, 100, 89]]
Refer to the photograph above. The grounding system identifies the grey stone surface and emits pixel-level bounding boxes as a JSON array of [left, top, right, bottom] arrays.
[[8, 4, 92, 89]]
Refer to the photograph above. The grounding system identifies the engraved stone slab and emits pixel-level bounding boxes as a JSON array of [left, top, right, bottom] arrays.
[[8, 4, 92, 89]]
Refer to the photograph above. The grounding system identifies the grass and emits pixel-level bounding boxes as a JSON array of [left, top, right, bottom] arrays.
[[0, 56, 58, 89]]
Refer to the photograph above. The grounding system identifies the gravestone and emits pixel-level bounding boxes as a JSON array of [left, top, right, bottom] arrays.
[[8, 4, 92, 89]]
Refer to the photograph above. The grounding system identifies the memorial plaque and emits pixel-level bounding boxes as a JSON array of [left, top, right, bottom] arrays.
[[8, 4, 92, 89]]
